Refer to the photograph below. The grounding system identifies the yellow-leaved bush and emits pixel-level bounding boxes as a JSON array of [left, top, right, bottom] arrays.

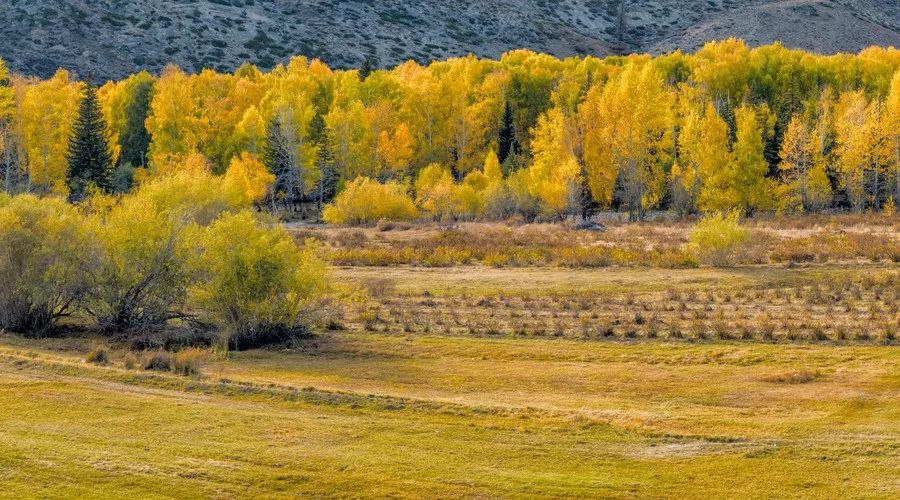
[[322, 177, 418, 224], [223, 152, 274, 206], [0, 194, 92, 336], [80, 170, 327, 341], [191, 211, 327, 350], [689, 210, 750, 267], [0, 163, 327, 345], [84, 182, 200, 333]]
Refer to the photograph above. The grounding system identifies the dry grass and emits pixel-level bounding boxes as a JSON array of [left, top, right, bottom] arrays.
[[294, 218, 900, 268], [337, 265, 899, 345]]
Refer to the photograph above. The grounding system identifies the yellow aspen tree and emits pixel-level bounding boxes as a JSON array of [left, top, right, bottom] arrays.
[[260, 79, 321, 199], [399, 67, 450, 166], [414, 163, 457, 220], [376, 122, 414, 177], [483, 149, 503, 183], [834, 91, 870, 211], [96, 80, 125, 167], [865, 99, 890, 209], [233, 106, 266, 156], [778, 115, 812, 211], [805, 88, 835, 211], [145, 65, 201, 174], [0, 59, 18, 193], [223, 152, 275, 206], [886, 71, 900, 206], [581, 64, 674, 220], [691, 38, 751, 112], [527, 108, 581, 220], [20, 69, 83, 195], [672, 101, 729, 216], [700, 104, 773, 213], [325, 100, 366, 181]]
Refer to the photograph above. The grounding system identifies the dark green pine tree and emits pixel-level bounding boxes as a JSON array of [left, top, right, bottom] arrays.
[[66, 85, 113, 201], [497, 101, 518, 165]]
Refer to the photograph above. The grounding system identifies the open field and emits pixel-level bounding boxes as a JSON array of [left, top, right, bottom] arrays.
[[1, 331, 898, 497], [1, 254, 899, 497]]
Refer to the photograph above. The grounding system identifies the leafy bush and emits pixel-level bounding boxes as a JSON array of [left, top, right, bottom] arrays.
[[172, 348, 205, 375], [0, 195, 93, 336], [84, 190, 197, 333], [83, 172, 245, 333], [192, 211, 327, 350], [689, 210, 750, 266], [322, 177, 418, 225]]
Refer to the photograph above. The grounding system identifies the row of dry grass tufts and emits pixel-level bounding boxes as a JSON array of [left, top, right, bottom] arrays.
[[340, 270, 899, 344]]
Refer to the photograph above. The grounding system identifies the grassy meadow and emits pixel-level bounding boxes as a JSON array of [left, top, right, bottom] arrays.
[[1, 219, 899, 497]]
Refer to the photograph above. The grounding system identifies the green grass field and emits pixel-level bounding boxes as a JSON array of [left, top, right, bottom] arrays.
[[1, 264, 898, 497]]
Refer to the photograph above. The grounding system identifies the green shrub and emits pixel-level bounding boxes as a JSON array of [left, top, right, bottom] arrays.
[[690, 211, 750, 266], [83, 172, 242, 333], [84, 191, 196, 333]]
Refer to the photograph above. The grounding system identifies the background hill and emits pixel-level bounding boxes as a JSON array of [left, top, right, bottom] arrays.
[[1, 0, 898, 80]]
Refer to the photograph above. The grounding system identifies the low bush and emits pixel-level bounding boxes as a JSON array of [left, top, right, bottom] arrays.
[[0, 195, 93, 336], [142, 351, 173, 371], [689, 210, 750, 266], [192, 211, 327, 349], [85, 347, 109, 365], [322, 177, 418, 224], [172, 348, 206, 375], [83, 189, 196, 333]]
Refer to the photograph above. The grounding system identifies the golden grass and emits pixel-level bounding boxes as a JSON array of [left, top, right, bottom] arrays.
[[0, 333, 898, 497], [1, 241, 898, 496]]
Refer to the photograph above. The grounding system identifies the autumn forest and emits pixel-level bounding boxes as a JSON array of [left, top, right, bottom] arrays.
[[2, 38, 899, 223]]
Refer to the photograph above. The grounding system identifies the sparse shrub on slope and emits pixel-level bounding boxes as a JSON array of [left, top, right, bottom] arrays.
[[689, 210, 750, 267], [192, 211, 327, 350], [322, 177, 418, 225], [0, 194, 93, 336]]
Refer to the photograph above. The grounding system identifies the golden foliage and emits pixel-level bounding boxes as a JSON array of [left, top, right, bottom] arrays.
[[323, 177, 418, 224]]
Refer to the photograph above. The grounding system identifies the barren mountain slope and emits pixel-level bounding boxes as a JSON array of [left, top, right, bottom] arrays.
[[0, 0, 897, 80]]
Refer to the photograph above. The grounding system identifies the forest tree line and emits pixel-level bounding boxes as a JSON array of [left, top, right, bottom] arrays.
[[1, 38, 899, 221]]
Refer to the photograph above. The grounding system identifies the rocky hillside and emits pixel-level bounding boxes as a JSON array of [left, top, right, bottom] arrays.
[[1, 0, 897, 80]]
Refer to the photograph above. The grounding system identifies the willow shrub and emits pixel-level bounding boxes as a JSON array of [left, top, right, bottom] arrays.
[[192, 211, 327, 350], [83, 171, 245, 333], [322, 177, 418, 225], [689, 210, 750, 267], [0, 194, 93, 336]]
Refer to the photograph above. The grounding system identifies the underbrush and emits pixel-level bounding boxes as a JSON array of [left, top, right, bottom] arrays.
[[315, 221, 898, 268], [324, 225, 700, 268], [0, 173, 331, 349], [124, 348, 207, 376]]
